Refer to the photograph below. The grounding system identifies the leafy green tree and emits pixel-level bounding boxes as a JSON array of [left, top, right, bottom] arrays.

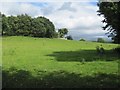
[[58, 28, 68, 38], [66, 35, 73, 40], [2, 14, 32, 36], [8, 16, 19, 35], [31, 16, 56, 38], [38, 17, 55, 38], [16, 14, 32, 36], [97, 1, 120, 43], [53, 32, 58, 38], [97, 38, 105, 43], [2, 14, 15, 35], [31, 17, 47, 37], [79, 38, 86, 41], [0, 13, 1, 36], [2, 14, 9, 35]]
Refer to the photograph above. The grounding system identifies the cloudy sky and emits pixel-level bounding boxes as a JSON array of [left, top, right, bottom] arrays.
[[0, 0, 111, 41]]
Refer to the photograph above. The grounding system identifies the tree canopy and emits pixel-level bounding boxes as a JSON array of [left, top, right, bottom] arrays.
[[97, 38, 105, 43], [97, 1, 120, 43], [66, 35, 73, 40], [58, 28, 68, 38], [79, 38, 86, 41], [2, 13, 56, 38]]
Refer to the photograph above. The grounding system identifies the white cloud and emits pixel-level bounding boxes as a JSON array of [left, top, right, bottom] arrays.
[[0, 2, 43, 16], [0, 0, 99, 2], [43, 2, 108, 40], [0, 1, 110, 41]]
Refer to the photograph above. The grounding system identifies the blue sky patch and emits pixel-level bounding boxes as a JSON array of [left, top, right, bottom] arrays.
[[29, 2, 48, 7]]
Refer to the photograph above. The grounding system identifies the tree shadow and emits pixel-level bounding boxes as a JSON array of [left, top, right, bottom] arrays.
[[47, 50, 119, 62], [2, 67, 120, 88]]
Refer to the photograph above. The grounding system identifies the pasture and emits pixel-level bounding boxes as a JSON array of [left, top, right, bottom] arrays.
[[2, 36, 119, 88]]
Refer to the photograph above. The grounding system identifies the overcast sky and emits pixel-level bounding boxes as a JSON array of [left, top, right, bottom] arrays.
[[0, 0, 111, 41]]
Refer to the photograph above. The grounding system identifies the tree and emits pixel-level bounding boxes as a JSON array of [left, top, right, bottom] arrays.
[[97, 1, 120, 44], [31, 17, 47, 37], [79, 38, 85, 41], [0, 12, 2, 36], [40, 17, 55, 38], [97, 38, 105, 43], [32, 16, 56, 38], [1, 13, 56, 38], [53, 32, 58, 38], [2, 14, 9, 35], [16, 14, 32, 36], [66, 35, 73, 40], [58, 28, 68, 38]]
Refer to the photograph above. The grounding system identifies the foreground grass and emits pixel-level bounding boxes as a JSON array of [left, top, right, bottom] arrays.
[[2, 36, 119, 88]]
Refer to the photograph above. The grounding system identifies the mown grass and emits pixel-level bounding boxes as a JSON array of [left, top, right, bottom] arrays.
[[2, 36, 119, 88]]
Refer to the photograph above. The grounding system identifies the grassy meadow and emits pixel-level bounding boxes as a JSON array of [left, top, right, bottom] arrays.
[[2, 36, 119, 88]]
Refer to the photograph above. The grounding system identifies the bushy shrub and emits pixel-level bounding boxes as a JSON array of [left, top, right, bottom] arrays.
[[96, 45, 105, 55], [53, 32, 58, 38], [97, 38, 105, 43], [79, 38, 85, 41], [66, 35, 73, 40], [113, 46, 120, 55]]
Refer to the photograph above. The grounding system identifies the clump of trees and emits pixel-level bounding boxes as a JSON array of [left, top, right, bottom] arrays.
[[79, 38, 86, 41], [97, 38, 105, 43], [97, 1, 120, 44], [58, 28, 68, 38], [66, 35, 73, 40], [2, 13, 57, 38]]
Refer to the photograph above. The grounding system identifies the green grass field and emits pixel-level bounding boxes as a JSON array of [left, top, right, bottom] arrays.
[[2, 36, 119, 88]]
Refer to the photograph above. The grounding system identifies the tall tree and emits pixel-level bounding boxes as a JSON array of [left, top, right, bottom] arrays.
[[37, 17, 55, 38], [58, 28, 68, 38], [16, 14, 32, 36], [8, 16, 18, 35], [97, 1, 120, 43], [31, 17, 47, 37]]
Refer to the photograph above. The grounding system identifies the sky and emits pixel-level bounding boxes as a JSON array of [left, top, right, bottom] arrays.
[[0, 0, 111, 41]]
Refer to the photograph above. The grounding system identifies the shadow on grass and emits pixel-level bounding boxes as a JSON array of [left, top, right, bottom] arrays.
[[2, 67, 119, 88], [47, 50, 119, 62]]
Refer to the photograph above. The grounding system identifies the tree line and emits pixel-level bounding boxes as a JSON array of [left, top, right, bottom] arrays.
[[1, 13, 71, 39], [1, 13, 58, 38]]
